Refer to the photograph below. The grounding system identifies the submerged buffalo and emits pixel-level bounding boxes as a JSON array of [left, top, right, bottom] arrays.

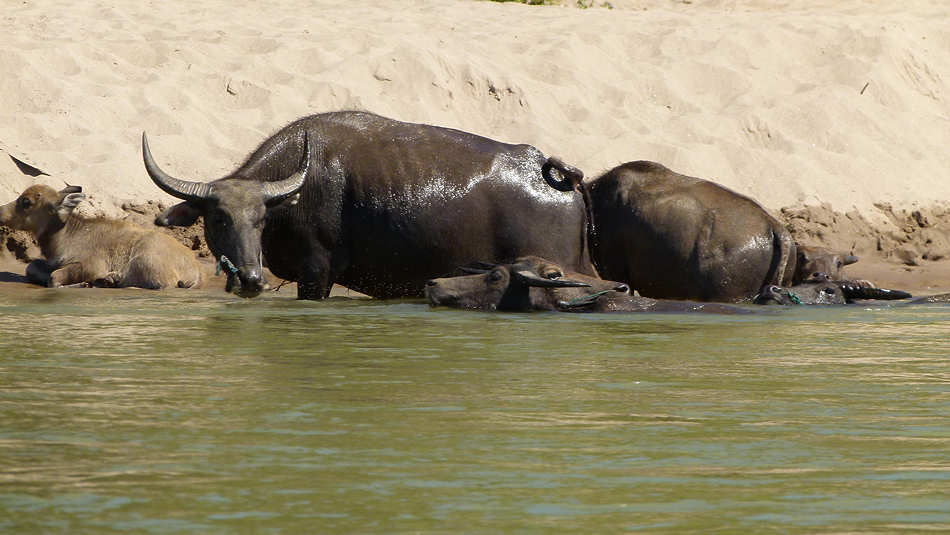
[[425, 256, 629, 311], [754, 278, 911, 305], [0, 184, 201, 289], [548, 160, 859, 302], [426, 256, 750, 314], [143, 111, 594, 299]]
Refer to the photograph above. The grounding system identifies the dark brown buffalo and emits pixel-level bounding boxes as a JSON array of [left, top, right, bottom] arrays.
[[425, 256, 629, 311], [546, 160, 794, 302], [143, 111, 594, 299], [550, 161, 866, 302], [426, 256, 750, 314], [754, 278, 911, 305], [0, 185, 201, 289]]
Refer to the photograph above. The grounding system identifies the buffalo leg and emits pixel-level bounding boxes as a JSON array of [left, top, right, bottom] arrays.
[[296, 257, 333, 300], [48, 263, 88, 287], [25, 259, 53, 286]]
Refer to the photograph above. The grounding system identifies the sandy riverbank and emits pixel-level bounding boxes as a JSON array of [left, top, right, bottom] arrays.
[[2, 0, 948, 295]]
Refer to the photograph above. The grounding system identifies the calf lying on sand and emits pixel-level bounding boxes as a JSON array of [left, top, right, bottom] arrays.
[[0, 184, 201, 289], [425, 256, 750, 314]]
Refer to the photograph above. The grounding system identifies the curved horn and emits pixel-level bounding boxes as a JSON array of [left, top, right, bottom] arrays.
[[512, 269, 591, 288], [542, 157, 584, 192], [458, 266, 490, 275], [262, 132, 311, 203], [839, 282, 911, 301], [142, 132, 212, 202]]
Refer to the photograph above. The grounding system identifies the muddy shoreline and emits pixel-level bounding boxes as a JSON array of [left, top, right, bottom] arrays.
[[3, 201, 950, 297]]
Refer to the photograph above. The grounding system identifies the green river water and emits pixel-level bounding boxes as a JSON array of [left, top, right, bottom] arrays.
[[1, 286, 949, 533]]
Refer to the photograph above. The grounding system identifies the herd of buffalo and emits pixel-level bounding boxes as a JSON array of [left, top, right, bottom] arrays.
[[3, 110, 940, 313]]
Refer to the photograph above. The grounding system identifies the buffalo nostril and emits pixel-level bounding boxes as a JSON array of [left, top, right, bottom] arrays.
[[615, 283, 630, 293]]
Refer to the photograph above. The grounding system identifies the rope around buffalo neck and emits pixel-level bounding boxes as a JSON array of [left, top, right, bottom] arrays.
[[786, 291, 803, 305], [216, 255, 239, 276]]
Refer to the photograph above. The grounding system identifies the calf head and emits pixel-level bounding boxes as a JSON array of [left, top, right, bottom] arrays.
[[0, 184, 85, 237], [793, 245, 858, 284], [425, 256, 630, 311], [142, 133, 310, 298]]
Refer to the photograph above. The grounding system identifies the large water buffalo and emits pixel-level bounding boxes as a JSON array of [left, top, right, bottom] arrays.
[[143, 111, 594, 299], [547, 160, 859, 302], [0, 184, 201, 289], [426, 256, 749, 314]]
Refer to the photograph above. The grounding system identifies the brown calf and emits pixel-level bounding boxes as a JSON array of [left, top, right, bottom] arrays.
[[0, 184, 201, 289]]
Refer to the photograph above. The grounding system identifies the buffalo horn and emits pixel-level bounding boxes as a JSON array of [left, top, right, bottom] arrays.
[[512, 269, 591, 288], [142, 132, 212, 202], [262, 133, 311, 203], [839, 282, 911, 301]]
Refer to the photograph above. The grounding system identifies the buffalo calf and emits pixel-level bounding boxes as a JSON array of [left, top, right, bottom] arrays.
[[0, 185, 201, 289]]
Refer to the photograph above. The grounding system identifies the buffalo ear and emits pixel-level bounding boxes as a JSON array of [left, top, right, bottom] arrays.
[[59, 185, 82, 195], [156, 202, 201, 227], [843, 255, 859, 265], [56, 192, 86, 220]]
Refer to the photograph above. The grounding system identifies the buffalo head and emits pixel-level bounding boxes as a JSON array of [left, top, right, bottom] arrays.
[[0, 184, 84, 234], [142, 133, 310, 298], [793, 245, 859, 285], [425, 256, 630, 311], [755, 277, 911, 305]]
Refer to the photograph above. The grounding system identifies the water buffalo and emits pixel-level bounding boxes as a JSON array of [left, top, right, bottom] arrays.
[[550, 160, 867, 302], [754, 278, 911, 305], [0, 184, 201, 289], [426, 256, 750, 314], [792, 245, 859, 284], [543, 160, 795, 302], [425, 256, 629, 311], [143, 111, 594, 299]]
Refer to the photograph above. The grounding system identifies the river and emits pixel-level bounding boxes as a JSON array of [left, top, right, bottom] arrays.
[[2, 287, 949, 532]]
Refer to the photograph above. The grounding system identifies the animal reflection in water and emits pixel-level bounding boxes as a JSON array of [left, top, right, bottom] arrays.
[[425, 256, 752, 314]]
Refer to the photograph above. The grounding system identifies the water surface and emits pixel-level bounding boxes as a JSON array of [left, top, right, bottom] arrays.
[[2, 287, 949, 533]]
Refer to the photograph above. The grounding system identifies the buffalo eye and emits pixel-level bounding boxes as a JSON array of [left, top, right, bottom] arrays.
[[822, 287, 836, 294], [544, 270, 563, 280]]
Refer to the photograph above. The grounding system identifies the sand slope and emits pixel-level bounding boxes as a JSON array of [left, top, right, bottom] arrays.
[[2, 0, 948, 216]]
